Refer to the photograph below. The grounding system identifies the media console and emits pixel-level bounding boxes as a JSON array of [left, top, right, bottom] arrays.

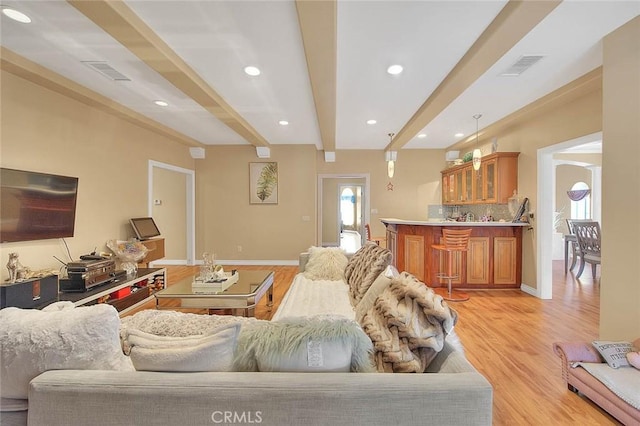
[[51, 268, 166, 316]]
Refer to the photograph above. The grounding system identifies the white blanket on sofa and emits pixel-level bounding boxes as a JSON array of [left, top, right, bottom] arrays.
[[272, 274, 355, 321]]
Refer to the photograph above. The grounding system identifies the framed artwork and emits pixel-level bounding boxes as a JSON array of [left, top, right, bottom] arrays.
[[249, 162, 278, 204]]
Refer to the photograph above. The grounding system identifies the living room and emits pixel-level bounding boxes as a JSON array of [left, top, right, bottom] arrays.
[[1, 1, 639, 425]]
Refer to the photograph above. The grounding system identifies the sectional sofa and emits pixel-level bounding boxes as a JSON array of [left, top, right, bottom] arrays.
[[0, 243, 493, 426]]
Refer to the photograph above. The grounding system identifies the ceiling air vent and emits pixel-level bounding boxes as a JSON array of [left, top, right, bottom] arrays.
[[500, 55, 545, 77], [82, 61, 131, 81]]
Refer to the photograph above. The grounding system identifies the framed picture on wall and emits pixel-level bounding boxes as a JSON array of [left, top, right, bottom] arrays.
[[249, 162, 278, 204]]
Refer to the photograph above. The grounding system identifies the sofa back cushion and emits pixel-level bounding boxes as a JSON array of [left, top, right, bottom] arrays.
[[234, 316, 374, 373], [0, 303, 133, 399], [344, 242, 393, 305], [123, 323, 240, 372]]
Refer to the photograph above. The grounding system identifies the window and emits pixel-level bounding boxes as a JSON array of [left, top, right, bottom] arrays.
[[569, 182, 591, 219]]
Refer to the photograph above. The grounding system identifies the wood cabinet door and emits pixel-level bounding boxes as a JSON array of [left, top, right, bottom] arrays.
[[494, 237, 517, 284], [467, 237, 489, 284], [455, 170, 464, 203], [404, 235, 425, 281], [483, 158, 498, 203], [473, 166, 484, 203], [463, 167, 473, 203], [442, 174, 449, 204]]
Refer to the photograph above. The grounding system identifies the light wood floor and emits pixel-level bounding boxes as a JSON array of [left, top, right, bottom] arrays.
[[126, 261, 614, 425]]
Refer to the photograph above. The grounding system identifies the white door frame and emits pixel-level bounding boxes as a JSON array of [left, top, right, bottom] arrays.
[[536, 132, 601, 299], [317, 174, 370, 247], [148, 160, 196, 265]]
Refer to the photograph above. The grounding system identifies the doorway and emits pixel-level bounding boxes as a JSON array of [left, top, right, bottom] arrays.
[[339, 184, 364, 252], [537, 132, 602, 299], [317, 174, 370, 251], [148, 160, 196, 265]]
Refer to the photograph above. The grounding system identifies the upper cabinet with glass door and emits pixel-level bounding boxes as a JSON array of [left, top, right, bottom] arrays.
[[441, 152, 519, 205]]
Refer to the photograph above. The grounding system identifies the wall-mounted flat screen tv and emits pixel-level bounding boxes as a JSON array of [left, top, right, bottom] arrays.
[[130, 217, 161, 240], [1, 168, 79, 243]]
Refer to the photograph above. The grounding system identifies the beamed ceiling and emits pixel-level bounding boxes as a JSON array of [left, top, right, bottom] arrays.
[[1, 1, 638, 157]]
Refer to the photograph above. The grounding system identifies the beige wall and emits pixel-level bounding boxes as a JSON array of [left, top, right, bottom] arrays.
[[600, 16, 640, 340], [317, 149, 445, 240], [0, 71, 194, 280], [194, 145, 317, 261]]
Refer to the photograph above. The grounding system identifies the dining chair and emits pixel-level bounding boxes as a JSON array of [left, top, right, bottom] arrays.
[[571, 220, 601, 279], [564, 219, 579, 274], [364, 224, 385, 246]]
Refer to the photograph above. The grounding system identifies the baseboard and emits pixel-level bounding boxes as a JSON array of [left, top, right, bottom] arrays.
[[520, 283, 538, 297], [195, 259, 299, 266]]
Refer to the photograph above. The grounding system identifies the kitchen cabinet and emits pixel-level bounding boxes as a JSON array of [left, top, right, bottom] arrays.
[[382, 219, 524, 289], [494, 237, 518, 284], [467, 237, 490, 284], [441, 152, 519, 205]]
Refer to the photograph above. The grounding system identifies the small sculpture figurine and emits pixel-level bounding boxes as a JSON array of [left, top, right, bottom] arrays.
[[6, 252, 26, 283]]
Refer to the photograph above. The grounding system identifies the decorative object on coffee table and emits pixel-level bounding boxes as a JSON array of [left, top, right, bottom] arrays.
[[249, 162, 278, 204], [5, 252, 26, 283]]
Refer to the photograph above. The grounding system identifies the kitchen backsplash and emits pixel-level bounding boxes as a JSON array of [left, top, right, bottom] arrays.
[[428, 204, 514, 222]]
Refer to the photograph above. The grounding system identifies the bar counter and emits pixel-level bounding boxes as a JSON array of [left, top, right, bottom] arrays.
[[380, 218, 528, 289]]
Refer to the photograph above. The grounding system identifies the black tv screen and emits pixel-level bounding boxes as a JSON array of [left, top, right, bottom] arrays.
[[1, 168, 79, 243], [130, 217, 161, 240]]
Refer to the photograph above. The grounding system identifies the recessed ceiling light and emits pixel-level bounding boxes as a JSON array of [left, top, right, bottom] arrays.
[[366, 119, 377, 125], [244, 66, 261, 76], [387, 65, 403, 75], [455, 133, 464, 138], [278, 120, 289, 126], [2, 7, 31, 23], [154, 100, 169, 107], [417, 133, 427, 139]]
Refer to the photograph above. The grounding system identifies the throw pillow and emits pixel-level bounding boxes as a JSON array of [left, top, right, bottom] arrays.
[[120, 309, 258, 339], [627, 351, 640, 370], [126, 323, 240, 372], [343, 243, 393, 305], [354, 265, 399, 324], [592, 341, 637, 368], [0, 304, 134, 400], [234, 315, 374, 373], [361, 272, 457, 373], [303, 246, 349, 281]]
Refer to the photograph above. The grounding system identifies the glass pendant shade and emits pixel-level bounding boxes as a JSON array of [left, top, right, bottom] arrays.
[[472, 149, 481, 171], [387, 160, 395, 178]]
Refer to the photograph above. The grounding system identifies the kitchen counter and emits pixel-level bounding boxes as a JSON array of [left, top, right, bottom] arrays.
[[380, 218, 530, 227], [381, 219, 523, 289]]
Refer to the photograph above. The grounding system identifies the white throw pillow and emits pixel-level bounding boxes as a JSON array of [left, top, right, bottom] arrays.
[[592, 341, 637, 369], [234, 315, 374, 373], [303, 246, 349, 281], [127, 323, 240, 372], [0, 304, 134, 399]]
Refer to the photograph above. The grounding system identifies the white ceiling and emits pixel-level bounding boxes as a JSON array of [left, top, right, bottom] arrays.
[[1, 1, 638, 152]]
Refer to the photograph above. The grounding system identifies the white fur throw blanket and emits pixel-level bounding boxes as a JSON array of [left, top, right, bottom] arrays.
[[361, 272, 458, 373]]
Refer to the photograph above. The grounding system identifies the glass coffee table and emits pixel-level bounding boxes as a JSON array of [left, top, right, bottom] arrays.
[[154, 270, 274, 317]]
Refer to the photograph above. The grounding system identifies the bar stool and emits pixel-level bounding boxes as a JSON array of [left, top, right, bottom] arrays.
[[432, 228, 472, 302]]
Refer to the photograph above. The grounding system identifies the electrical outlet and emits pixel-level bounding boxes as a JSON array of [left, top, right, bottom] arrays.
[[302, 215, 310, 222], [438, 208, 443, 214], [154, 199, 162, 205], [237, 245, 242, 252], [371, 208, 378, 214]]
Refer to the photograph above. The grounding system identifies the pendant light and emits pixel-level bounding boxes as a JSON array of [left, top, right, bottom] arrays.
[[385, 133, 397, 178], [472, 114, 482, 171]]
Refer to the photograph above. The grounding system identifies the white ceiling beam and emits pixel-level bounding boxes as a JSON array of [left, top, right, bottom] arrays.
[[387, 0, 562, 152], [0, 47, 205, 148], [68, 0, 270, 149], [295, 0, 337, 153]]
